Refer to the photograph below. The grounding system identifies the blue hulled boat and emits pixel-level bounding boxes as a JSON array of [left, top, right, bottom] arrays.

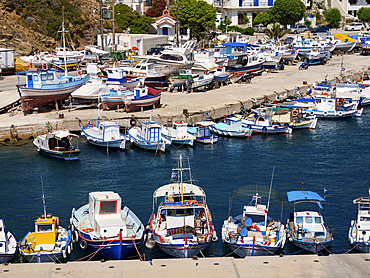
[[70, 191, 144, 260]]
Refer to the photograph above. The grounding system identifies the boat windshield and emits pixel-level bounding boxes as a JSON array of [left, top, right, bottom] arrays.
[[37, 224, 53, 232], [100, 200, 117, 214], [245, 214, 265, 223]]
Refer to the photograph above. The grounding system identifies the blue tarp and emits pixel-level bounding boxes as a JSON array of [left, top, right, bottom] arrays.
[[287, 191, 325, 203], [222, 42, 247, 47]]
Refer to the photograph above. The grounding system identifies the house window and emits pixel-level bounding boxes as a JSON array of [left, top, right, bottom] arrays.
[[162, 27, 168, 35], [145, 0, 152, 6]]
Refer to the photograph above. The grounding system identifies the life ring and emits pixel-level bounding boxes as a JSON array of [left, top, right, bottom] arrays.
[[262, 127, 267, 133], [80, 239, 88, 250], [42, 63, 48, 71], [309, 111, 314, 116], [338, 111, 343, 116], [323, 111, 328, 117], [292, 109, 299, 117], [82, 228, 94, 233], [130, 118, 137, 127], [247, 224, 260, 232]]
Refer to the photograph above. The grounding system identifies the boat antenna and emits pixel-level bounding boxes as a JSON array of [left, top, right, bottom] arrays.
[[35, 176, 52, 219], [180, 155, 184, 204], [266, 167, 275, 211], [58, 8, 68, 76]]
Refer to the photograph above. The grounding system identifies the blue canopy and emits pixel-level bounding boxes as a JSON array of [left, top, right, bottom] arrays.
[[287, 191, 325, 203], [222, 42, 247, 47]]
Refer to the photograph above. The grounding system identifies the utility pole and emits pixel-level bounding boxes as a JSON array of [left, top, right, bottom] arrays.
[[221, 0, 223, 25], [100, 0, 104, 50], [112, 0, 115, 52], [176, 0, 179, 46]]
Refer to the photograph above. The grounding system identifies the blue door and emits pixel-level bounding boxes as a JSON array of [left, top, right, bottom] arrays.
[[239, 0, 243, 7], [268, 0, 273, 5], [27, 74, 33, 88], [254, 0, 259, 5], [162, 27, 168, 35]]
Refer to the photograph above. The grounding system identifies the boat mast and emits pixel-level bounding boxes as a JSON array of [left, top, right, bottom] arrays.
[[61, 11, 68, 76], [266, 167, 275, 211], [180, 155, 184, 204]]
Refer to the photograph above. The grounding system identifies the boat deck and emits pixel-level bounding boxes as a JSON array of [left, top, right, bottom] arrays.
[[288, 220, 332, 242]]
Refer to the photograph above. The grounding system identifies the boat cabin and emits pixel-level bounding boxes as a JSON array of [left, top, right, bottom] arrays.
[[34, 130, 76, 152], [133, 87, 149, 99], [97, 122, 122, 142], [25, 71, 59, 89], [170, 121, 188, 139], [291, 211, 326, 240], [0, 219, 8, 253], [88, 191, 126, 238], [33, 214, 59, 251], [224, 117, 243, 131], [105, 67, 127, 84], [140, 121, 161, 142]]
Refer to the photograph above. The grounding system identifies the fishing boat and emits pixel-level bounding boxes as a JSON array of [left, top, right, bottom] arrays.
[[213, 66, 231, 84], [124, 87, 162, 112], [187, 121, 218, 144], [147, 155, 217, 258], [127, 116, 172, 152], [19, 185, 72, 263], [70, 191, 144, 260], [267, 106, 318, 129], [161, 121, 196, 146], [189, 72, 214, 91], [241, 112, 292, 134], [209, 116, 252, 137], [81, 120, 126, 150], [33, 130, 81, 160], [348, 192, 370, 252], [0, 219, 17, 263], [16, 69, 89, 112], [221, 182, 286, 257], [286, 190, 334, 254], [169, 69, 199, 89], [225, 53, 265, 74]]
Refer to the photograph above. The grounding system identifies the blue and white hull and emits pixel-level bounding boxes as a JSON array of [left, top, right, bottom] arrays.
[[156, 241, 210, 258], [226, 241, 280, 257]]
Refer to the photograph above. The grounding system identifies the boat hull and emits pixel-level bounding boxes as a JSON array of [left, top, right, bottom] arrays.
[[0, 232, 17, 263], [209, 125, 252, 137], [226, 241, 280, 257], [37, 147, 81, 160], [156, 241, 210, 258]]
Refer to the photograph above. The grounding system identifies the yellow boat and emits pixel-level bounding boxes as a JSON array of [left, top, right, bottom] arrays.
[[19, 195, 72, 263]]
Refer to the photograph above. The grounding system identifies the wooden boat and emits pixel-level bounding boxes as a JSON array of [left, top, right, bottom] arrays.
[[162, 121, 195, 146], [189, 72, 214, 91], [0, 219, 17, 263], [268, 107, 318, 130], [241, 113, 292, 134], [222, 183, 286, 257], [16, 69, 89, 111], [70, 191, 144, 260], [213, 66, 231, 83], [81, 121, 126, 150], [147, 155, 217, 258], [19, 188, 72, 263], [33, 130, 81, 160], [348, 193, 370, 252], [286, 190, 333, 254], [209, 116, 252, 137], [169, 69, 199, 89], [127, 117, 172, 152], [187, 121, 218, 144]]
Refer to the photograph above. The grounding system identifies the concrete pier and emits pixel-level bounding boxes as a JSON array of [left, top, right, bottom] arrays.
[[1, 254, 369, 277], [0, 48, 369, 141]]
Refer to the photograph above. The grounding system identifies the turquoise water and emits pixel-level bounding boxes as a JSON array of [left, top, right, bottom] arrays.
[[1, 110, 370, 261]]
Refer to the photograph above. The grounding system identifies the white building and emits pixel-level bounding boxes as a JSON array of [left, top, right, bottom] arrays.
[[326, 0, 370, 19]]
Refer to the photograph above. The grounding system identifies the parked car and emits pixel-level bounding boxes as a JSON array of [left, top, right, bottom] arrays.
[[310, 25, 330, 33], [289, 24, 308, 34], [344, 22, 365, 31], [253, 24, 267, 33], [146, 47, 163, 55]]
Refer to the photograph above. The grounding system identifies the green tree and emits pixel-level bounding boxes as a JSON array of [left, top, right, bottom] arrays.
[[253, 12, 271, 26], [115, 4, 153, 34], [269, 0, 306, 26], [243, 15, 250, 25], [324, 8, 341, 28], [358, 7, 370, 23], [175, 0, 216, 39], [315, 11, 322, 21], [304, 19, 312, 29], [264, 22, 290, 40], [145, 0, 167, 17]]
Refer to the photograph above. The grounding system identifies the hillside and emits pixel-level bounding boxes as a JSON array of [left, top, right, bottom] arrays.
[[0, 0, 101, 56]]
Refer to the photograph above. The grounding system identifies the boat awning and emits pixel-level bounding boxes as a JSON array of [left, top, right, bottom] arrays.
[[336, 91, 361, 100], [195, 121, 216, 126], [231, 185, 282, 201], [222, 43, 247, 48], [153, 183, 206, 198], [54, 130, 78, 140], [287, 191, 325, 203]]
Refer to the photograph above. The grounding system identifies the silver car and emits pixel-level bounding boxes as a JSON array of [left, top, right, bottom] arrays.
[[289, 24, 308, 34], [344, 22, 365, 31]]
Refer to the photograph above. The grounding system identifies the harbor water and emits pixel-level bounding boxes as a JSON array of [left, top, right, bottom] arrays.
[[1, 109, 370, 262]]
